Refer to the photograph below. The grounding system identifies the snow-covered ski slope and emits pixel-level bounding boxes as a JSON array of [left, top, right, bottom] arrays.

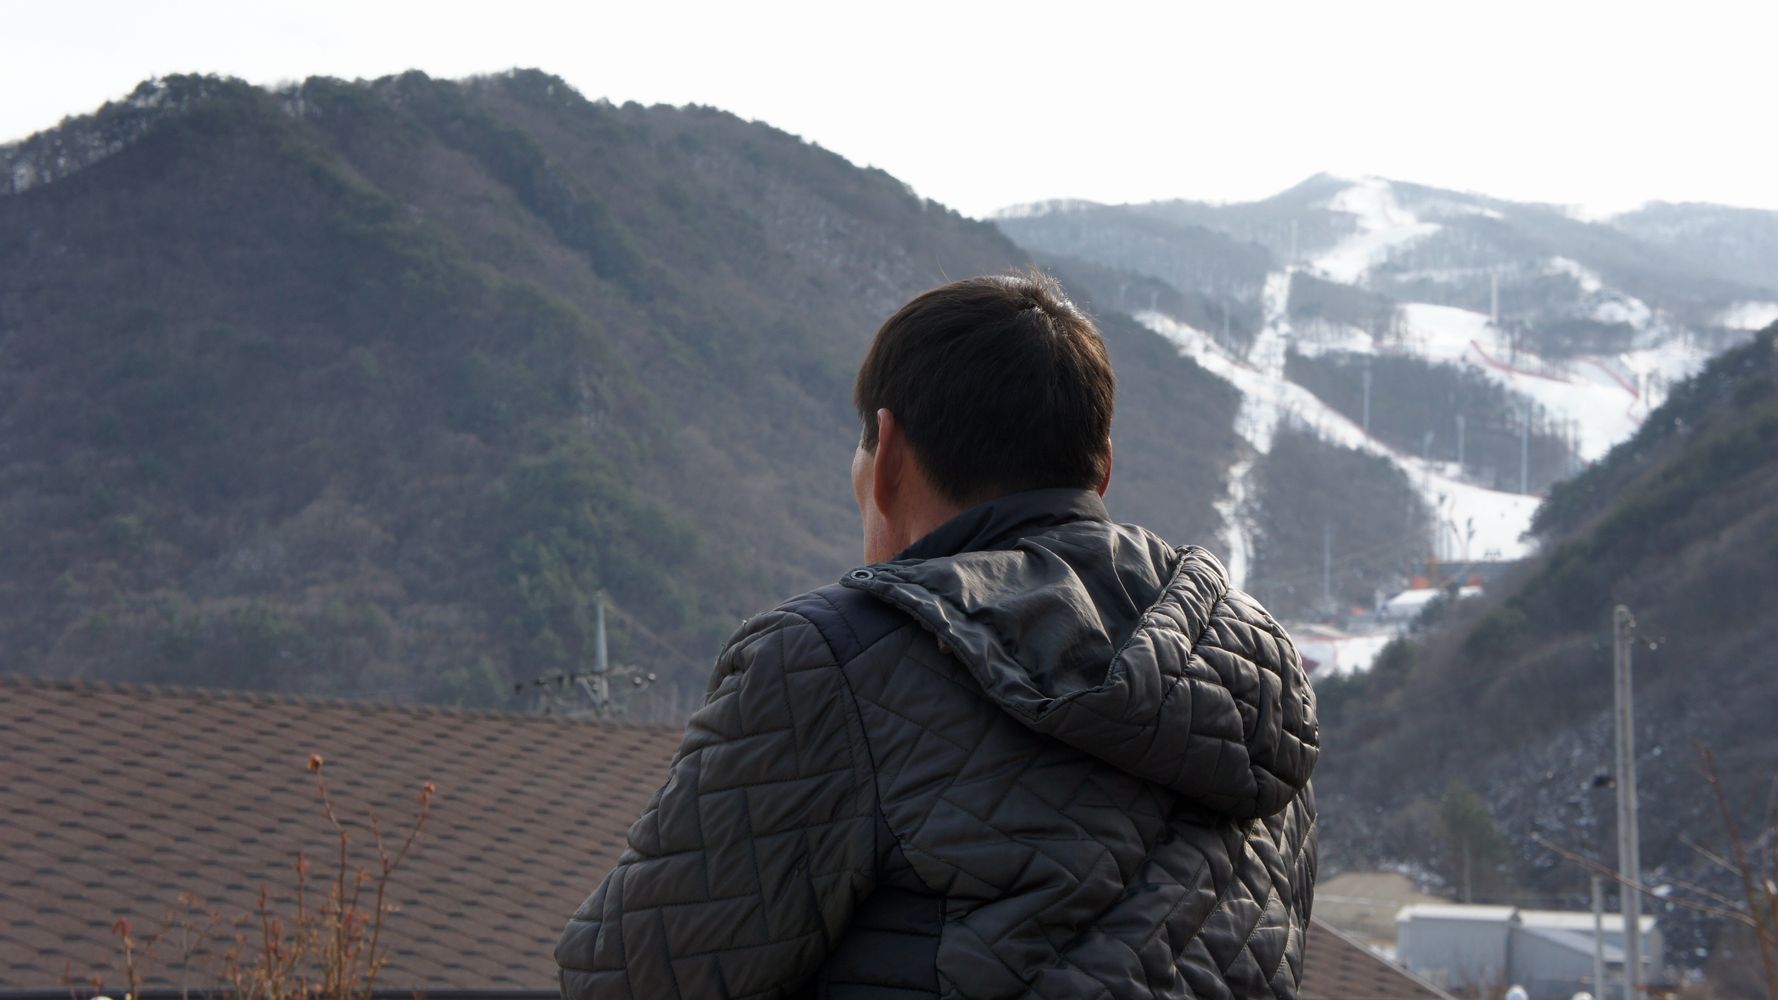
[[1141, 304, 1542, 567], [1137, 176, 1717, 584], [1313, 178, 1443, 284]]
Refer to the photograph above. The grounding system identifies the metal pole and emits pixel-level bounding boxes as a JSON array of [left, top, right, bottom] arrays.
[[1614, 604, 1642, 1000], [1456, 413, 1466, 469], [594, 597, 611, 715], [1593, 875, 1608, 1000]]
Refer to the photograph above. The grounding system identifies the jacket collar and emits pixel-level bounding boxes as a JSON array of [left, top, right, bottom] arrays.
[[895, 488, 1110, 562]]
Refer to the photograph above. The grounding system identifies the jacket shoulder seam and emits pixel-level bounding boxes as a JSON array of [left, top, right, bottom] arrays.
[[775, 601, 890, 877], [799, 589, 950, 900]]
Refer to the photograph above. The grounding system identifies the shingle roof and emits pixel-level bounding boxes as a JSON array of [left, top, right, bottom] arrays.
[[0, 676, 681, 990], [1302, 919, 1457, 1000], [1, 675, 1449, 998]]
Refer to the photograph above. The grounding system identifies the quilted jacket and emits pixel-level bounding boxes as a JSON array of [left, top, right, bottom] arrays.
[[557, 489, 1319, 999]]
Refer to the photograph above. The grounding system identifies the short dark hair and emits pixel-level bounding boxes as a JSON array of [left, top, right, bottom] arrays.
[[854, 271, 1115, 505]]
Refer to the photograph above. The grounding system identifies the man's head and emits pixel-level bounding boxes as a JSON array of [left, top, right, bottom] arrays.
[[850, 271, 1115, 562]]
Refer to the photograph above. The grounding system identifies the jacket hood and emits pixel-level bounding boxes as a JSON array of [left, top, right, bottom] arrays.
[[841, 506, 1318, 820]]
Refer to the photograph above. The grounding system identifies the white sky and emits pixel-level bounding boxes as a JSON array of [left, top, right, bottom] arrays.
[[3, 0, 1773, 218]]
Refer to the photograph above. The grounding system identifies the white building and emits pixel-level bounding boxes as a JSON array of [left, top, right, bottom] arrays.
[[1397, 903, 1661, 1000]]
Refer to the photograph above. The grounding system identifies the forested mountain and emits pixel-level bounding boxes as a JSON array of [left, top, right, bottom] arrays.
[[1314, 326, 1778, 957], [0, 71, 1237, 706], [1613, 202, 1778, 297], [996, 201, 1274, 332]]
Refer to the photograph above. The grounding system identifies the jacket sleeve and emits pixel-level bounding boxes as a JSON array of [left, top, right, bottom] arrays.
[[556, 610, 879, 1000]]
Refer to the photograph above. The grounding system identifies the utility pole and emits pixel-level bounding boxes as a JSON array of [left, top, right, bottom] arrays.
[[1614, 605, 1643, 1000], [1361, 363, 1373, 433], [592, 596, 612, 716], [1322, 522, 1333, 612], [1592, 875, 1608, 1000], [1456, 413, 1466, 470], [514, 596, 658, 719]]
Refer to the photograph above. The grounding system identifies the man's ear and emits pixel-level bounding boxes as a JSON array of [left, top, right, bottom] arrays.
[[1097, 439, 1114, 497], [871, 408, 904, 515]]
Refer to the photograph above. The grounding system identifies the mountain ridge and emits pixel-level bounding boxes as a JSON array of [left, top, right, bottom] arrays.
[[0, 70, 1238, 708]]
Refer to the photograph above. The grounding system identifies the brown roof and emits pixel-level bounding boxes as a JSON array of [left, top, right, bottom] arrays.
[[1, 676, 1447, 998], [0, 676, 681, 990], [1303, 918, 1456, 1000]]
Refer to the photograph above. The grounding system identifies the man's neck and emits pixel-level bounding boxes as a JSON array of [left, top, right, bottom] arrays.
[[894, 498, 965, 555], [894, 488, 1111, 562]]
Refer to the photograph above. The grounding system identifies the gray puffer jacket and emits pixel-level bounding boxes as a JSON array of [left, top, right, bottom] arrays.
[[557, 489, 1319, 999]]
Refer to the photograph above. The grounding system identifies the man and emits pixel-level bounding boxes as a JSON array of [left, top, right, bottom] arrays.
[[557, 272, 1319, 999]]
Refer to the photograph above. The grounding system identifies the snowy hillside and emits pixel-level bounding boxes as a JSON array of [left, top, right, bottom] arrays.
[[1002, 174, 1767, 673], [1284, 175, 1719, 478]]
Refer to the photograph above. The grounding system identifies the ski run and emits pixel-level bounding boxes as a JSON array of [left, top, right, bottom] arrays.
[[1134, 233, 1712, 675]]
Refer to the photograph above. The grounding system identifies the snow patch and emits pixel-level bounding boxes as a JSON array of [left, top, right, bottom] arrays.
[[1413, 197, 1504, 222], [1293, 625, 1398, 679], [1544, 257, 1654, 331], [1396, 303, 1494, 364], [1717, 301, 1778, 331], [1594, 296, 1653, 328], [1617, 338, 1712, 414], [1215, 458, 1254, 587], [1395, 303, 1657, 461], [1312, 178, 1441, 283], [1561, 202, 1637, 224], [1291, 320, 1376, 357], [1416, 468, 1541, 562], [1546, 257, 1604, 294]]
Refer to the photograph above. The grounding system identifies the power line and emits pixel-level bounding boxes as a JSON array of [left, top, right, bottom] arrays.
[[598, 598, 711, 676]]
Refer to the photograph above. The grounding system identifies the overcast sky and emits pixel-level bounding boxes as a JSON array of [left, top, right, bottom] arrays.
[[4, 0, 1772, 218]]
